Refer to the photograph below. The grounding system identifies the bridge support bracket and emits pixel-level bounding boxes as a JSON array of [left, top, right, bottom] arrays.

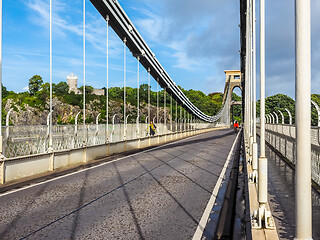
[[251, 206, 275, 229], [249, 143, 258, 183], [248, 170, 257, 183]]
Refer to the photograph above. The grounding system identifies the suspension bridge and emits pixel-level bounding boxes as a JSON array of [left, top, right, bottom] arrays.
[[0, 0, 319, 239]]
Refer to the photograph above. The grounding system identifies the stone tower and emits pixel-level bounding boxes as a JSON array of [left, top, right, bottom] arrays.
[[221, 70, 242, 125], [67, 73, 78, 94]]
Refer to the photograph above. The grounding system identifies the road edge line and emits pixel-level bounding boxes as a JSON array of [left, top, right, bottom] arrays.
[[192, 129, 241, 240]]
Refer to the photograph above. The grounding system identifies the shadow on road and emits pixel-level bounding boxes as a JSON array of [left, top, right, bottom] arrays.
[[154, 129, 235, 152], [114, 162, 146, 240], [0, 183, 48, 239], [137, 160, 200, 225], [70, 169, 90, 240]]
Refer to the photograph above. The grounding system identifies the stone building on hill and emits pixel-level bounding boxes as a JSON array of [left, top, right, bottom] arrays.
[[66, 73, 104, 96]]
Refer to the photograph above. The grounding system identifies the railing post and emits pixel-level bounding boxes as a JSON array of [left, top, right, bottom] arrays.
[[170, 95, 173, 133], [75, 111, 81, 136], [111, 114, 118, 142], [145, 116, 149, 136], [273, 112, 279, 124], [295, 0, 312, 238], [311, 100, 320, 127], [271, 113, 275, 124], [285, 108, 293, 125], [94, 113, 101, 145], [46, 110, 53, 152], [175, 101, 178, 132], [5, 108, 13, 139], [125, 114, 130, 140], [136, 116, 140, 138], [184, 109, 186, 132], [156, 80, 159, 125], [278, 110, 285, 124]]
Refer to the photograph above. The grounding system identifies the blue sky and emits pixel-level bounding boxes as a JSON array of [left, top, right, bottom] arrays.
[[2, 0, 320, 98]]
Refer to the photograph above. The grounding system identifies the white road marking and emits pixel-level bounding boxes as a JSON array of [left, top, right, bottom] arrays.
[[0, 130, 223, 198], [192, 130, 240, 240]]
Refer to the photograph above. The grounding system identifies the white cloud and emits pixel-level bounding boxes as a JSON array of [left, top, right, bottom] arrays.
[[25, 0, 122, 55]]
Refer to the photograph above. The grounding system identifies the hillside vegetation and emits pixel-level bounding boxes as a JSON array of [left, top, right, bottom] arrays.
[[1, 75, 230, 125], [257, 94, 320, 126], [3, 75, 319, 126]]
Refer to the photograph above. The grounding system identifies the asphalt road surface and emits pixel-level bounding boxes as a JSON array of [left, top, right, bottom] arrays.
[[0, 129, 236, 240]]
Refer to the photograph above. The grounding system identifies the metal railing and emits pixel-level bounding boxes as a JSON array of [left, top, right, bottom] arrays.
[[257, 124, 320, 188], [2, 121, 221, 158]]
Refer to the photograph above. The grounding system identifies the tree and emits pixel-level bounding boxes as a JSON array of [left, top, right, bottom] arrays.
[[139, 84, 148, 102], [78, 85, 94, 94], [29, 75, 43, 95], [2, 84, 8, 98], [54, 81, 69, 96], [36, 82, 50, 103]]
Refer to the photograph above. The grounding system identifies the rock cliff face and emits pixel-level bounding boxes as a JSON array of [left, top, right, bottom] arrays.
[[4, 98, 169, 126]]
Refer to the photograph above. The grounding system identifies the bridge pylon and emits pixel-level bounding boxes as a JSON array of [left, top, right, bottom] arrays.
[[222, 70, 242, 125]]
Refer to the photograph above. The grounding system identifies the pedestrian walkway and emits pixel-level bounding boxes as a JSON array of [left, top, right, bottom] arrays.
[[265, 143, 320, 239]]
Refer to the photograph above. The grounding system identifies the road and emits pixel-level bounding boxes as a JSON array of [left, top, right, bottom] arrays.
[[0, 129, 236, 240]]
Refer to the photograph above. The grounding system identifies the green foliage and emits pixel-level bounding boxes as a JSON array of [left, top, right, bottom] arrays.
[[35, 83, 50, 105], [78, 85, 94, 94], [28, 75, 43, 95], [63, 91, 82, 107], [109, 87, 123, 100], [182, 89, 221, 116], [57, 115, 63, 125], [230, 93, 242, 123], [5, 76, 320, 126], [257, 94, 295, 124], [232, 93, 241, 101], [54, 82, 69, 96], [68, 116, 75, 124], [2, 84, 9, 98]]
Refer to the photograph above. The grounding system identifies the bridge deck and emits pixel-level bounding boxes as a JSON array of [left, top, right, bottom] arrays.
[[0, 129, 236, 239]]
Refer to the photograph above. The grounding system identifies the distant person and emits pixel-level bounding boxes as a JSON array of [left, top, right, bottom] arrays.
[[233, 121, 239, 133], [149, 121, 156, 136]]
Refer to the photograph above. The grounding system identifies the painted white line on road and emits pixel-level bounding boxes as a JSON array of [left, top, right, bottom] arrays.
[[192, 130, 241, 240], [0, 130, 225, 198]]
